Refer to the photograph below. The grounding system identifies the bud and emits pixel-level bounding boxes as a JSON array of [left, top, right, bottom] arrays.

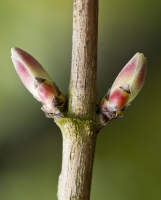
[[99, 53, 147, 124], [11, 47, 66, 116]]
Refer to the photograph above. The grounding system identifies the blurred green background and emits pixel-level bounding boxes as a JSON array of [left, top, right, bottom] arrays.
[[0, 0, 161, 199]]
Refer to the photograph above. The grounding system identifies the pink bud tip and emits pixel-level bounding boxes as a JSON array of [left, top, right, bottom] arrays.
[[11, 47, 66, 115], [111, 53, 147, 102], [11, 47, 54, 95], [99, 53, 147, 124]]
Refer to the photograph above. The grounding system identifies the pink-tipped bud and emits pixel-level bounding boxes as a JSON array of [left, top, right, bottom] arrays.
[[99, 53, 147, 124], [11, 47, 66, 116]]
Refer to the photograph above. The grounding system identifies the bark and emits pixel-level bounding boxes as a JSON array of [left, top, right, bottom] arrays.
[[56, 118, 99, 200], [68, 0, 98, 119], [56, 0, 100, 199]]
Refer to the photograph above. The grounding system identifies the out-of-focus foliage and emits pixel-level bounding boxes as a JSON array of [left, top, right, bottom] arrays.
[[0, 0, 161, 199]]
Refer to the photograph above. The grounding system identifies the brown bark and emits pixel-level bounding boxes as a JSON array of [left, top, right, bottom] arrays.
[[68, 0, 98, 119], [56, 118, 99, 200], [56, 0, 99, 199]]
